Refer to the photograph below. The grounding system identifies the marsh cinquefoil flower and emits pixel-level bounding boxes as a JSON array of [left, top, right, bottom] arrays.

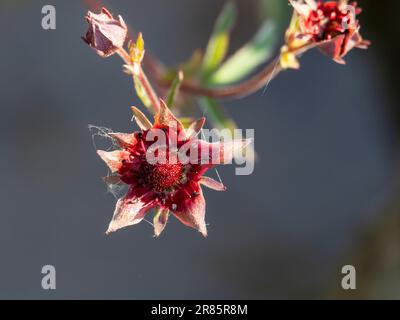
[[82, 7, 128, 57], [282, 0, 370, 68], [97, 100, 250, 237]]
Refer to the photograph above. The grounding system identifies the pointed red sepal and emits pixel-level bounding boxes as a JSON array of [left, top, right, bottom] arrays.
[[173, 188, 207, 237], [154, 99, 184, 132], [97, 149, 130, 173], [200, 176, 226, 191]]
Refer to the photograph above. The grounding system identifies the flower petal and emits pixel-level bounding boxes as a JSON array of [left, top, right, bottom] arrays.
[[342, 28, 370, 57], [173, 188, 207, 237], [106, 191, 156, 234], [316, 27, 370, 64], [97, 149, 130, 172], [153, 207, 170, 237], [108, 132, 137, 148], [100, 7, 113, 19], [316, 35, 346, 63], [197, 138, 252, 165], [289, 0, 313, 17], [154, 99, 184, 131], [131, 106, 153, 130], [200, 176, 226, 191], [185, 117, 206, 140]]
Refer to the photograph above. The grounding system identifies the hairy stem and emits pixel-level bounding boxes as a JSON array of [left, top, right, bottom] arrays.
[[162, 43, 314, 100], [117, 48, 131, 64], [118, 48, 160, 112], [175, 57, 282, 99], [136, 66, 160, 112]]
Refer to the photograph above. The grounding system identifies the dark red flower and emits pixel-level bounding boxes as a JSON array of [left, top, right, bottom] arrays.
[[289, 0, 370, 63], [97, 100, 249, 237], [82, 7, 128, 57]]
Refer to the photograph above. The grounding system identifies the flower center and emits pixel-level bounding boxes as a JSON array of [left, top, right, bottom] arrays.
[[141, 161, 183, 192], [305, 2, 356, 41]]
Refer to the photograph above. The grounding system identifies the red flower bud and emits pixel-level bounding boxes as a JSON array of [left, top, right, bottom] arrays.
[[82, 7, 128, 57]]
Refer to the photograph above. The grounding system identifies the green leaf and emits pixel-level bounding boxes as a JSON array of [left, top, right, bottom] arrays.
[[180, 50, 203, 79], [257, 0, 290, 30], [133, 74, 152, 110], [166, 71, 184, 108], [201, 2, 237, 80], [209, 21, 277, 85]]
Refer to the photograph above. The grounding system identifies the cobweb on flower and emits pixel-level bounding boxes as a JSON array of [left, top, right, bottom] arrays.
[[88, 124, 117, 150], [88, 124, 154, 228], [88, 124, 126, 200]]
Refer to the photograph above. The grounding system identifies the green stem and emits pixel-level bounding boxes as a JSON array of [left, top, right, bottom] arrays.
[[136, 66, 160, 112], [118, 48, 160, 112]]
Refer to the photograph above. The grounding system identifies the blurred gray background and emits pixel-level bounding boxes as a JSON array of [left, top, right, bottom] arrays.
[[0, 0, 399, 299]]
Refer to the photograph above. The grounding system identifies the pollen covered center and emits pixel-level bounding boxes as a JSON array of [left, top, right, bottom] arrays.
[[141, 161, 183, 192]]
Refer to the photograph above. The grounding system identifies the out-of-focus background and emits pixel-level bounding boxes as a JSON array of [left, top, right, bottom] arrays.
[[0, 0, 399, 299]]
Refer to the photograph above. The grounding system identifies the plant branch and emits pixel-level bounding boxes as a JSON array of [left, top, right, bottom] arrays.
[[165, 57, 282, 100], [161, 43, 314, 100], [135, 66, 160, 112], [118, 48, 160, 112], [117, 48, 131, 64]]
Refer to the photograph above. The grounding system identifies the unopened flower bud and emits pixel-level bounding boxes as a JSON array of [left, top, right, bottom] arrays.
[[82, 7, 128, 57]]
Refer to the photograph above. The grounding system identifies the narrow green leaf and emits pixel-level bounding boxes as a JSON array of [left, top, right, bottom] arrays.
[[257, 0, 290, 30], [209, 21, 277, 85], [201, 2, 237, 79], [166, 71, 184, 108], [133, 75, 152, 109]]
